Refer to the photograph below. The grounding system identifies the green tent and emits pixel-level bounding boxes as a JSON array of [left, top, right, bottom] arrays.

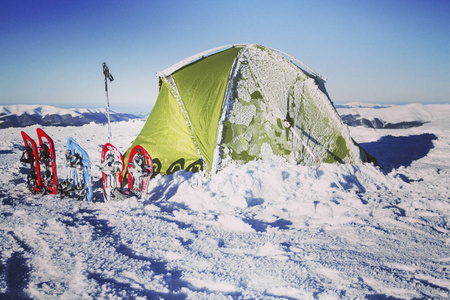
[[125, 44, 374, 176]]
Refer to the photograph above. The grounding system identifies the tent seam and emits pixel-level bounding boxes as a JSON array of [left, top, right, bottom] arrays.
[[157, 44, 252, 77], [163, 76, 210, 173], [211, 49, 243, 173], [244, 46, 322, 166]]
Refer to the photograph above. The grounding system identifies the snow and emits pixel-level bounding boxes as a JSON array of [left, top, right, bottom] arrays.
[[0, 104, 141, 129], [217, 45, 364, 172], [156, 44, 238, 77], [0, 104, 106, 118], [337, 102, 450, 125], [155, 43, 325, 82], [1, 103, 450, 299]]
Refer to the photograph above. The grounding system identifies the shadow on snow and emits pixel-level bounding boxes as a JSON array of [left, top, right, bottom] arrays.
[[77, 210, 191, 298], [0, 232, 33, 299], [360, 133, 437, 173]]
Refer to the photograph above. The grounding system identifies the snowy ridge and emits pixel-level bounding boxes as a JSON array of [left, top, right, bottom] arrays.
[[337, 103, 450, 129], [0, 104, 141, 128], [0, 103, 449, 298], [336, 102, 393, 109], [0, 104, 104, 117]]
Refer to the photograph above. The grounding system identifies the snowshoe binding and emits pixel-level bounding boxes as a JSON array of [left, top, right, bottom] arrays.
[[59, 137, 93, 201], [37, 128, 58, 194], [20, 131, 43, 194], [100, 143, 127, 201], [126, 145, 153, 198]]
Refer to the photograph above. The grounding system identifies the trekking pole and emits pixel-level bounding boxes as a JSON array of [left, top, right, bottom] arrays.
[[102, 62, 114, 143]]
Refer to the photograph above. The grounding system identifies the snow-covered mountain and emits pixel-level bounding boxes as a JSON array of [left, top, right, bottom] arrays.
[[2, 102, 443, 130], [0, 104, 142, 128], [1, 103, 449, 299], [336, 102, 448, 129]]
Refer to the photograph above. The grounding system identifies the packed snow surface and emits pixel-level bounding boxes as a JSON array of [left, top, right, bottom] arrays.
[[1, 104, 449, 299]]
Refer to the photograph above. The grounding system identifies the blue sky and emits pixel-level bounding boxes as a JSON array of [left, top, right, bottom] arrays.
[[1, 0, 449, 113]]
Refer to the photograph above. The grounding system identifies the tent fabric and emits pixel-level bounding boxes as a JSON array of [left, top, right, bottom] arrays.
[[125, 79, 199, 175], [124, 44, 373, 177], [171, 46, 242, 171]]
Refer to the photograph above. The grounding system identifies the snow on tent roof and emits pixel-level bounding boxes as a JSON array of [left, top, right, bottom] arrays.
[[157, 44, 326, 81], [124, 44, 374, 177]]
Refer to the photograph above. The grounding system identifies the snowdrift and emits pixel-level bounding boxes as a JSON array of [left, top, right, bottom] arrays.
[[0, 103, 449, 299]]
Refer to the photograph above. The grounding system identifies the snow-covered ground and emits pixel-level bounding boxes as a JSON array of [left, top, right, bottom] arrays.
[[0, 103, 449, 299]]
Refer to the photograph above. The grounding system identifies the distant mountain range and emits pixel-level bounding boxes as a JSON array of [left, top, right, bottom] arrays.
[[0, 104, 142, 129], [0, 103, 436, 130], [336, 103, 429, 129]]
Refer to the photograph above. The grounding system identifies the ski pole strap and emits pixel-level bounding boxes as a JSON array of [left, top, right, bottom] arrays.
[[103, 63, 114, 82]]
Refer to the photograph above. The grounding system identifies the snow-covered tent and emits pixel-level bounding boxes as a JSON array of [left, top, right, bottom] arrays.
[[125, 44, 374, 176]]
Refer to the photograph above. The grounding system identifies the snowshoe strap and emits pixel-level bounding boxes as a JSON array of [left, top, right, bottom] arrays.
[[66, 151, 83, 168], [20, 146, 34, 164], [39, 144, 51, 162]]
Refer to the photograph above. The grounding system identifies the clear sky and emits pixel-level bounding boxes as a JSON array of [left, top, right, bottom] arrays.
[[1, 0, 449, 113]]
